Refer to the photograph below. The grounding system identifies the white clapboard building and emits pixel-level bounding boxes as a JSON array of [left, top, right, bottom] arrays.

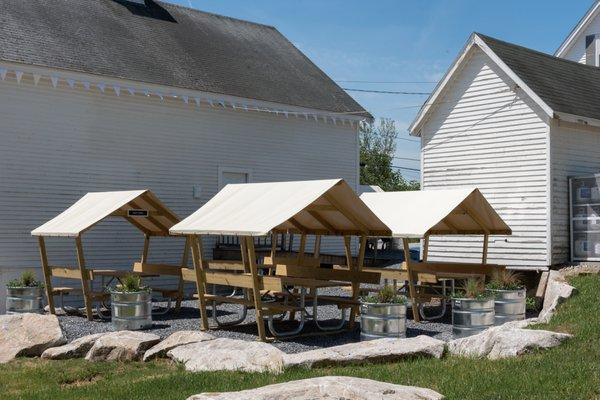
[[0, 0, 368, 309], [410, 2, 600, 271]]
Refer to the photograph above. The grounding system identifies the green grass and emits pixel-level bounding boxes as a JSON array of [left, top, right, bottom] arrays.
[[1, 275, 599, 400]]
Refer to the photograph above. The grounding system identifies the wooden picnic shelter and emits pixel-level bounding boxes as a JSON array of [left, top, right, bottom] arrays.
[[169, 178, 392, 341], [360, 187, 512, 321], [31, 190, 185, 320]]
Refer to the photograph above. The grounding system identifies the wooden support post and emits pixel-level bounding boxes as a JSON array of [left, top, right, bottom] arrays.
[[176, 236, 190, 312], [191, 235, 209, 330], [349, 236, 367, 328], [423, 235, 430, 262], [75, 236, 93, 321], [141, 234, 150, 264], [482, 234, 489, 264], [270, 233, 277, 275], [403, 238, 420, 323], [37, 237, 55, 314], [298, 234, 306, 264], [314, 235, 321, 259], [245, 236, 267, 341]]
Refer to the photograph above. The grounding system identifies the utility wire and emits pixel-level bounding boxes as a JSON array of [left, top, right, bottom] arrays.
[[336, 80, 437, 84], [393, 156, 420, 162], [392, 165, 421, 172], [343, 88, 431, 95]]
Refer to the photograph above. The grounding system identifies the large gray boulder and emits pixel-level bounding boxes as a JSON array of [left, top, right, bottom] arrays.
[[85, 331, 160, 362], [539, 270, 576, 323], [284, 335, 445, 369], [41, 333, 105, 360], [0, 313, 66, 363], [167, 338, 285, 374], [447, 327, 571, 359], [143, 331, 215, 361], [187, 376, 444, 400]]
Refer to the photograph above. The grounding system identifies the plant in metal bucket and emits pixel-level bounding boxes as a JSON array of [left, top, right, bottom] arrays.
[[454, 278, 491, 300], [113, 274, 149, 293], [486, 269, 524, 291], [360, 285, 407, 340], [361, 285, 407, 304], [7, 271, 43, 288], [110, 274, 152, 331], [452, 278, 495, 338]]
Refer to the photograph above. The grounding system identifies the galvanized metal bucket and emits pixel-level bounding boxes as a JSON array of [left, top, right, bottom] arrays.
[[360, 302, 407, 341], [452, 298, 495, 338], [6, 287, 44, 314], [111, 291, 152, 330], [490, 288, 526, 325]]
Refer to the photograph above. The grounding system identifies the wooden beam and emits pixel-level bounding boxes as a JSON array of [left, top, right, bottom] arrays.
[[403, 238, 420, 323], [123, 216, 153, 235], [129, 199, 170, 233], [324, 193, 368, 233], [245, 236, 268, 341], [141, 234, 150, 264], [314, 235, 321, 259], [423, 235, 430, 262], [461, 204, 490, 235], [37, 237, 55, 314], [441, 217, 460, 234], [308, 210, 336, 233], [140, 192, 180, 224], [191, 235, 209, 330], [288, 217, 308, 233], [482, 234, 489, 264], [75, 237, 93, 321], [306, 204, 337, 212], [349, 236, 367, 328]]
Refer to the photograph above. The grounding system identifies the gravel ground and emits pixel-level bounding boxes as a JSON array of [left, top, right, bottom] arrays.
[[57, 288, 461, 354]]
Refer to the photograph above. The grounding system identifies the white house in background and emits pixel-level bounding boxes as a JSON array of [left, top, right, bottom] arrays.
[[555, 1, 600, 64], [0, 0, 369, 309], [410, 6, 600, 271]]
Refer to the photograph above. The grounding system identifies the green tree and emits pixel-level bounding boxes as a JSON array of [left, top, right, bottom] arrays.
[[359, 118, 420, 191]]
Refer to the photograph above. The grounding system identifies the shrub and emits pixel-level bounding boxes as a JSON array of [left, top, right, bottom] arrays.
[[6, 271, 43, 288], [113, 274, 149, 293], [454, 278, 492, 300], [487, 269, 524, 291], [361, 285, 407, 304]]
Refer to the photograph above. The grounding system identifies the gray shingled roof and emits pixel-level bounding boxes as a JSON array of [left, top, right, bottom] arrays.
[[478, 33, 600, 121], [0, 0, 366, 115]]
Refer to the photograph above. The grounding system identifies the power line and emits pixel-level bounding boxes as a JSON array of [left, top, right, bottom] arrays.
[[343, 88, 431, 95], [393, 156, 420, 162], [336, 80, 437, 84], [396, 137, 420, 143], [392, 165, 421, 172]]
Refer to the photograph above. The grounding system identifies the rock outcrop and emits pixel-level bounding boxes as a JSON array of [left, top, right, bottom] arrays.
[[143, 331, 215, 361], [284, 335, 445, 369], [187, 376, 444, 400], [168, 338, 285, 373], [41, 333, 105, 360], [0, 313, 66, 363], [85, 331, 160, 361]]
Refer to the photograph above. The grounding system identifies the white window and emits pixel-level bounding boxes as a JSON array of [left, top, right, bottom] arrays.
[[218, 166, 252, 189]]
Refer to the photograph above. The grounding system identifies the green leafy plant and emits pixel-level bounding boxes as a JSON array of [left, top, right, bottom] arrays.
[[454, 278, 492, 300], [112, 274, 149, 293], [361, 285, 407, 304], [526, 296, 540, 312], [6, 271, 43, 288], [486, 269, 524, 291]]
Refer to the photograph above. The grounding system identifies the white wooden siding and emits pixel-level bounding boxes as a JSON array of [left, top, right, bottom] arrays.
[[561, 12, 600, 64], [550, 121, 600, 264], [419, 47, 550, 269], [0, 70, 358, 310]]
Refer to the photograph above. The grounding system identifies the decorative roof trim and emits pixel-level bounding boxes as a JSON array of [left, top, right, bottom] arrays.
[[555, 1, 600, 57]]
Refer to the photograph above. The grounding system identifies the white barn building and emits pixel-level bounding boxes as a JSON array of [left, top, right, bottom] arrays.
[[0, 0, 368, 310], [410, 3, 600, 271]]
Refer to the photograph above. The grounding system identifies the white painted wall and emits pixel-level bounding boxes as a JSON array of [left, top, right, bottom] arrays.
[[550, 121, 600, 264], [0, 68, 359, 311], [419, 46, 551, 269], [561, 11, 600, 64]]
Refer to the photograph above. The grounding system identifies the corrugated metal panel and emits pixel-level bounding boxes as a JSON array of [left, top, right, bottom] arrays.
[[0, 75, 359, 310], [550, 122, 600, 264], [419, 47, 550, 269]]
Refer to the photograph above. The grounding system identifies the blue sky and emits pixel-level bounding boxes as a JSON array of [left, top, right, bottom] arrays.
[[171, 0, 592, 181]]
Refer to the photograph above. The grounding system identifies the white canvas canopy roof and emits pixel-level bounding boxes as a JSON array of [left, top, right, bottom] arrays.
[[360, 188, 511, 238], [32, 190, 180, 237], [170, 179, 391, 237]]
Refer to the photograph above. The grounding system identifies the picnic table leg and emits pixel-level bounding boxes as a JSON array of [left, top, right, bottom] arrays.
[[403, 238, 420, 323], [245, 236, 267, 341], [349, 236, 367, 329], [37, 237, 56, 315], [176, 236, 190, 313], [191, 235, 209, 330], [75, 236, 94, 321]]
